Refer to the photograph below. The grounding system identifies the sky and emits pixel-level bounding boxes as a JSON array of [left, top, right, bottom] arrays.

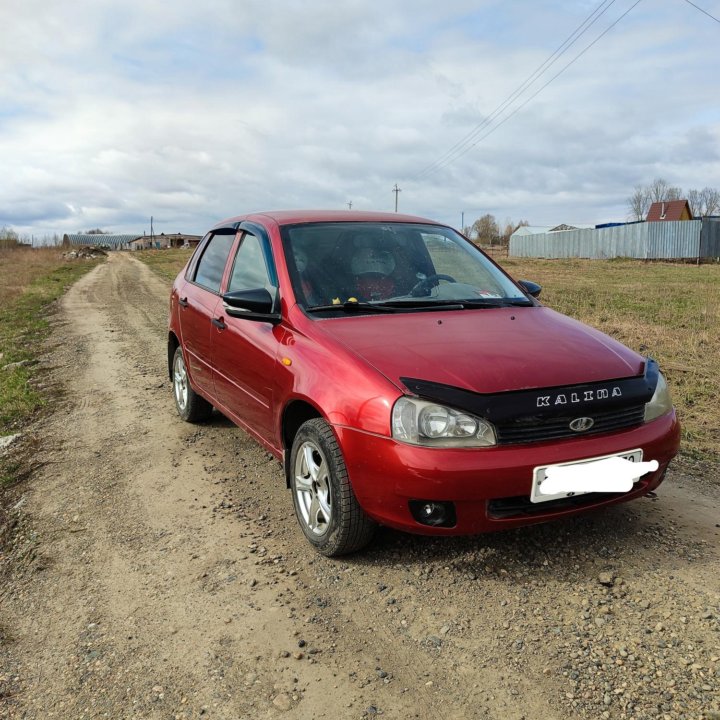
[[1, 0, 719, 241]]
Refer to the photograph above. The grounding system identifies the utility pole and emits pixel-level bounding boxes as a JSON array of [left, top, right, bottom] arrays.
[[150, 215, 154, 249], [392, 184, 402, 213], [347, 201, 353, 210], [461, 211, 465, 233]]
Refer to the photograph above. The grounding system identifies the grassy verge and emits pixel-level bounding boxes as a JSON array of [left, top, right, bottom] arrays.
[[134, 248, 193, 283], [0, 248, 103, 486], [135, 249, 719, 470]]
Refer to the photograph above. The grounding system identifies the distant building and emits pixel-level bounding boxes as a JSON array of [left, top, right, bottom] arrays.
[[128, 233, 202, 250], [62, 232, 203, 250], [646, 200, 693, 222]]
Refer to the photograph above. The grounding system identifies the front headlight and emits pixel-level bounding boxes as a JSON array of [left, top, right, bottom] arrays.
[[392, 397, 496, 448], [644, 371, 673, 422]]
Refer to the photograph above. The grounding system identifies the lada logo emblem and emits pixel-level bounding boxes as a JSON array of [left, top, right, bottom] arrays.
[[569, 417, 594, 432]]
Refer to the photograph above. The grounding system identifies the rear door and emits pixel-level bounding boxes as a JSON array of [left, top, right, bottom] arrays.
[[177, 230, 236, 397], [212, 227, 281, 444]]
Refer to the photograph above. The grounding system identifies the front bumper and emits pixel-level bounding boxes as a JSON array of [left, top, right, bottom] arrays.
[[334, 410, 680, 534]]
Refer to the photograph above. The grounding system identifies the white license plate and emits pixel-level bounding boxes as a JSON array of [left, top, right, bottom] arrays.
[[530, 449, 643, 504]]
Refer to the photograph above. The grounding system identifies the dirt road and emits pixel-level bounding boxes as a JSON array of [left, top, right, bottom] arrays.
[[1, 253, 719, 719]]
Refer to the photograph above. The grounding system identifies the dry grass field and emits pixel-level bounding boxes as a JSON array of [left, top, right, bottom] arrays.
[[0, 246, 71, 304], [0, 247, 103, 440]]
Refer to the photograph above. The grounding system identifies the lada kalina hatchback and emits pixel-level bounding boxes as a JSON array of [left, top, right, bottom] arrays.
[[168, 211, 680, 556]]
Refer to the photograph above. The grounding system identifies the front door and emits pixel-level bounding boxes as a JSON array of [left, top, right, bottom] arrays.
[[211, 230, 281, 445]]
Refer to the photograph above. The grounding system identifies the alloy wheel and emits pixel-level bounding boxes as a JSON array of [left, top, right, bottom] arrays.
[[173, 352, 188, 411], [293, 441, 332, 536]]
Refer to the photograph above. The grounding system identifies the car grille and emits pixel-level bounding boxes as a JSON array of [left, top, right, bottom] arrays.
[[495, 404, 645, 445]]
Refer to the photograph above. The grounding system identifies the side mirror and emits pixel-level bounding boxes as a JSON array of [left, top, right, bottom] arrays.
[[222, 288, 281, 323], [518, 279, 542, 298]]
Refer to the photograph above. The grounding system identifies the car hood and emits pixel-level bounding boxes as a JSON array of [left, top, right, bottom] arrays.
[[314, 306, 645, 394]]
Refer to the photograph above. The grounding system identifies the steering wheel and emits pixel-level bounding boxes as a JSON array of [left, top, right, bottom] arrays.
[[409, 273, 457, 297]]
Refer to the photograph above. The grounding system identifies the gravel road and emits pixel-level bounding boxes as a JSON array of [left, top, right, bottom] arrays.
[[1, 253, 718, 720]]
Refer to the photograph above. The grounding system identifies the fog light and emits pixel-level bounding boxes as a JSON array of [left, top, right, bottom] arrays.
[[408, 500, 457, 528]]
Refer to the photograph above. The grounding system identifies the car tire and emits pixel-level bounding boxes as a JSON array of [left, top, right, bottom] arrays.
[[172, 346, 213, 423], [290, 418, 376, 556]]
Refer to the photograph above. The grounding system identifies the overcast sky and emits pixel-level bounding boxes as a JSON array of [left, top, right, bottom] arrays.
[[1, 0, 718, 240]]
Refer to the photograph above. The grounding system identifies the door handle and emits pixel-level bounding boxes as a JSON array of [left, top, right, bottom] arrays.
[[179, 296, 189, 308], [212, 317, 227, 330]]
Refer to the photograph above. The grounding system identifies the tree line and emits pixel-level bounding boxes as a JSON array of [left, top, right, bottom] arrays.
[[628, 178, 720, 221]]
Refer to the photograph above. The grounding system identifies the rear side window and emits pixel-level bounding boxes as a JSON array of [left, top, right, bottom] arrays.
[[193, 233, 235, 292]]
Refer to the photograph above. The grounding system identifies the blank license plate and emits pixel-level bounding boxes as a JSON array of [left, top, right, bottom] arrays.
[[530, 449, 643, 504]]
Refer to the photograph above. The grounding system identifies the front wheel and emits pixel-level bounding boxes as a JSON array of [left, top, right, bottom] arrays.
[[172, 346, 213, 423], [290, 418, 376, 556]]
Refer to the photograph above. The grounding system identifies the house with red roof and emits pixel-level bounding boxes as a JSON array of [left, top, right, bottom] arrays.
[[646, 200, 693, 222]]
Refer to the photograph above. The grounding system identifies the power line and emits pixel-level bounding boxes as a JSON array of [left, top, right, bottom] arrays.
[[415, 0, 619, 179], [438, 0, 642, 162], [421, 0, 641, 176], [419, 0, 644, 176], [683, 0, 720, 24]]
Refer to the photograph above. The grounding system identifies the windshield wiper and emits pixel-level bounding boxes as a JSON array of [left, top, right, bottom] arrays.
[[383, 298, 533, 309], [306, 301, 398, 314], [379, 299, 466, 310]]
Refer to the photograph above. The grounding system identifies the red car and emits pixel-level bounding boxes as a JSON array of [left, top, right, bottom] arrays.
[[168, 210, 680, 556]]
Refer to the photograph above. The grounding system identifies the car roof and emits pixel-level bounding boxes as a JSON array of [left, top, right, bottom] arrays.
[[211, 209, 445, 230]]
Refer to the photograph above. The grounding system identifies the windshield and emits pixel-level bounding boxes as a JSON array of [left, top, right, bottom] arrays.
[[281, 222, 529, 312]]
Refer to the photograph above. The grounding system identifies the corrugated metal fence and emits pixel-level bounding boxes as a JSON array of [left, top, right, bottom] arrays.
[[509, 219, 720, 259], [700, 219, 720, 258], [63, 233, 139, 249]]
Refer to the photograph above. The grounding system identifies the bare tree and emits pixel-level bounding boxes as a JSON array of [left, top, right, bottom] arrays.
[[472, 214, 500, 245], [686, 187, 720, 217], [699, 187, 720, 216], [499, 219, 529, 244], [648, 178, 671, 203], [687, 188, 701, 216], [628, 178, 693, 219], [502, 220, 515, 244], [630, 179, 720, 219], [628, 185, 651, 221]]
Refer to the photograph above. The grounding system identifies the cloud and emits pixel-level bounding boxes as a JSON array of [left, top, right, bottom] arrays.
[[1, 0, 718, 237]]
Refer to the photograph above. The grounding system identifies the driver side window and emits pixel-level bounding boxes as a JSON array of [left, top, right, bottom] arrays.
[[227, 233, 272, 292]]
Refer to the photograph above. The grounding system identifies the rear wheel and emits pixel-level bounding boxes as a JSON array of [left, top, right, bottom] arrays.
[[290, 418, 375, 556], [172, 346, 213, 423]]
